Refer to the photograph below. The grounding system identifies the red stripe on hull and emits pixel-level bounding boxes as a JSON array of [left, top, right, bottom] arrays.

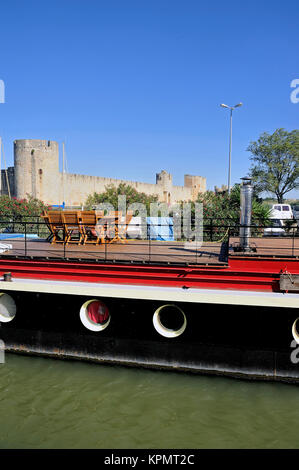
[[0, 256, 298, 292]]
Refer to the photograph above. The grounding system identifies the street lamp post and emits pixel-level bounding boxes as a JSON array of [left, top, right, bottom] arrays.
[[220, 102, 243, 195]]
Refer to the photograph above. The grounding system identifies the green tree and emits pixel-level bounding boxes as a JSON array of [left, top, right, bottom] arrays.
[[0, 195, 48, 219], [195, 184, 270, 240], [196, 184, 270, 224], [0, 195, 49, 234], [84, 183, 159, 214], [247, 128, 299, 203]]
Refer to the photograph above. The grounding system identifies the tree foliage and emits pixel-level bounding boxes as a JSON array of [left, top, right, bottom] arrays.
[[0, 195, 49, 234], [84, 183, 159, 214], [196, 184, 271, 226], [247, 128, 299, 203], [0, 195, 48, 218]]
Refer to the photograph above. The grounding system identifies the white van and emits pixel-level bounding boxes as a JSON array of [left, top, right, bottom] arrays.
[[264, 204, 295, 236], [263, 219, 286, 236], [269, 204, 294, 222], [292, 204, 299, 222]]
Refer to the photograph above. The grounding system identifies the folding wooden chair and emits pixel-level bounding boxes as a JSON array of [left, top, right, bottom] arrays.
[[105, 211, 122, 243], [44, 210, 64, 244], [107, 211, 122, 243], [41, 211, 52, 242], [94, 210, 106, 244], [79, 210, 104, 245], [61, 211, 81, 245], [117, 211, 133, 243], [108, 211, 122, 217]]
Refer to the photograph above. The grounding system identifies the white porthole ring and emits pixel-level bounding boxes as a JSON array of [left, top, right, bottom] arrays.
[[80, 299, 111, 332], [292, 318, 299, 344], [0, 293, 16, 323], [153, 304, 187, 338]]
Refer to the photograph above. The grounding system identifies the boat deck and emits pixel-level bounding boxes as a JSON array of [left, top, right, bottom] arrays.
[[0, 238, 226, 265], [0, 235, 298, 265], [230, 236, 299, 258]]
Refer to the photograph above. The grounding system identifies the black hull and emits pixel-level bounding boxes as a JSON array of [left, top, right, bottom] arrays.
[[1, 291, 299, 383]]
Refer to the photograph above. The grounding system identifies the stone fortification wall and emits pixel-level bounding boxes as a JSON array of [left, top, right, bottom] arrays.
[[61, 173, 166, 206], [11, 140, 206, 206], [61, 172, 202, 206], [1, 167, 15, 197]]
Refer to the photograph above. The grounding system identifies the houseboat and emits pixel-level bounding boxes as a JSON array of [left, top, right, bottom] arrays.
[[0, 179, 299, 383]]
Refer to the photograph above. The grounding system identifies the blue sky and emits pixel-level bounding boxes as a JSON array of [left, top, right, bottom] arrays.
[[0, 0, 298, 197]]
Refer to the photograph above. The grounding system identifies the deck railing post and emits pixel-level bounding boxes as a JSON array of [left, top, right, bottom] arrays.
[[63, 223, 66, 259], [196, 222, 198, 264], [227, 226, 231, 259], [24, 221, 27, 257], [148, 221, 151, 263], [292, 226, 295, 257]]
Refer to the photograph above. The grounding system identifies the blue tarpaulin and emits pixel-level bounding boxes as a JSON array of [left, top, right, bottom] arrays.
[[146, 217, 174, 241]]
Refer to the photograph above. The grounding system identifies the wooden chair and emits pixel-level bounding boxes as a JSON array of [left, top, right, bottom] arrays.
[[107, 211, 122, 243], [118, 211, 133, 243], [79, 210, 104, 245], [108, 211, 122, 217], [43, 210, 64, 244], [41, 211, 53, 242], [61, 211, 81, 245], [95, 210, 106, 244]]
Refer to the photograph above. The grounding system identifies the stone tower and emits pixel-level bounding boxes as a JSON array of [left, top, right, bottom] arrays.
[[156, 170, 173, 203], [14, 139, 59, 204], [184, 174, 206, 200]]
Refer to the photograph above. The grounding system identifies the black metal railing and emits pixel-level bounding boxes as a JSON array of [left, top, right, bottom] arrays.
[[0, 217, 297, 265]]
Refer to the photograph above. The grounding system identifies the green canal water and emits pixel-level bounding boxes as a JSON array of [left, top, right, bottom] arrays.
[[0, 353, 299, 449]]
